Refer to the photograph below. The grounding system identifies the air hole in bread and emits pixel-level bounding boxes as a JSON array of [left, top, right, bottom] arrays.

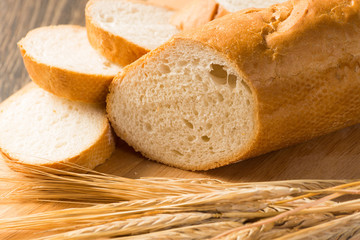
[[159, 64, 170, 74], [206, 123, 212, 129], [210, 64, 227, 78], [145, 123, 152, 132], [216, 93, 224, 102], [183, 119, 194, 129], [172, 150, 184, 156], [178, 60, 188, 66], [105, 16, 114, 23], [209, 64, 227, 85], [228, 74, 237, 89], [201, 135, 210, 142], [103, 61, 112, 68], [241, 81, 252, 94], [188, 135, 196, 142]]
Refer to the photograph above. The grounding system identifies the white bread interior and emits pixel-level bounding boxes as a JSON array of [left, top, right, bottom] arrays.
[[87, 0, 178, 50], [19, 25, 121, 76], [107, 41, 255, 170], [0, 84, 115, 169], [216, 0, 285, 12], [18, 25, 122, 103]]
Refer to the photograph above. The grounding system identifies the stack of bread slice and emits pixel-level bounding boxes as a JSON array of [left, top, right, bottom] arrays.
[[4, 0, 358, 171]]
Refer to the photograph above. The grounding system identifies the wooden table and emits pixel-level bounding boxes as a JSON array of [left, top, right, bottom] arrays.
[[1, 0, 360, 239]]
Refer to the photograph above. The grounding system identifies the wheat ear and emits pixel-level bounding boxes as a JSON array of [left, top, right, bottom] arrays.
[[114, 221, 243, 240], [273, 212, 360, 240], [39, 212, 224, 240]]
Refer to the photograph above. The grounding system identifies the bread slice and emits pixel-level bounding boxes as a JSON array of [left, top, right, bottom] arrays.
[[107, 0, 360, 170], [18, 25, 122, 103], [85, 0, 179, 66], [216, 0, 285, 12], [0, 83, 115, 170]]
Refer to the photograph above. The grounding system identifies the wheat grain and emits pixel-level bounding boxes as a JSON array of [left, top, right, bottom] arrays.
[[1, 161, 354, 204], [39, 212, 220, 240], [273, 212, 360, 240], [0, 187, 295, 231], [115, 221, 244, 240]]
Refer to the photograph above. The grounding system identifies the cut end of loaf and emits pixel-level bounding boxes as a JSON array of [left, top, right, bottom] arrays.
[[108, 40, 256, 170]]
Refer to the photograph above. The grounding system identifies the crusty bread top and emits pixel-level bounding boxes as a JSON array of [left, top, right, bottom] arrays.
[[86, 0, 179, 50], [18, 25, 121, 76], [0, 83, 114, 168]]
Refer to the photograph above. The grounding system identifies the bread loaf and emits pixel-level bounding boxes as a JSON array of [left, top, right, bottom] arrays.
[[107, 0, 360, 170], [18, 25, 122, 103], [0, 83, 115, 170]]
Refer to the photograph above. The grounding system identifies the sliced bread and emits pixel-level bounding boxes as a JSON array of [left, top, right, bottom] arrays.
[[18, 25, 122, 103], [107, 0, 360, 170], [216, 0, 285, 12], [0, 83, 115, 170], [85, 0, 179, 66]]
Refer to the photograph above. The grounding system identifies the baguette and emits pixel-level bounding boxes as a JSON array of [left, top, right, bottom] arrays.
[[18, 25, 122, 103], [0, 83, 115, 170], [107, 0, 360, 170]]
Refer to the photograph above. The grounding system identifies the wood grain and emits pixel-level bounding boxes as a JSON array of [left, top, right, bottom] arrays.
[[0, 0, 360, 239]]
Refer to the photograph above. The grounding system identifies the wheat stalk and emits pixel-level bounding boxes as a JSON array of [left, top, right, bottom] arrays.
[[0, 187, 297, 231], [39, 212, 222, 240], [1, 160, 354, 205], [115, 221, 244, 240], [1, 160, 359, 239], [273, 212, 360, 240]]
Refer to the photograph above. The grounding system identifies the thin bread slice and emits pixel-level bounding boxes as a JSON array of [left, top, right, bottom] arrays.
[[216, 0, 285, 12], [18, 25, 122, 103], [107, 0, 360, 171], [86, 0, 179, 66], [0, 83, 115, 170]]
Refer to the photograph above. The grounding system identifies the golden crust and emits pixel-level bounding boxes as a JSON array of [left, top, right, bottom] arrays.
[[85, 0, 150, 66], [170, 0, 219, 31], [177, 0, 360, 169], [0, 83, 116, 171], [109, 0, 360, 171], [18, 25, 116, 103]]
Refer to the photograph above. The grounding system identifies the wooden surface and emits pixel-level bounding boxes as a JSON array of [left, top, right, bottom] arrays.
[[0, 0, 360, 239]]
